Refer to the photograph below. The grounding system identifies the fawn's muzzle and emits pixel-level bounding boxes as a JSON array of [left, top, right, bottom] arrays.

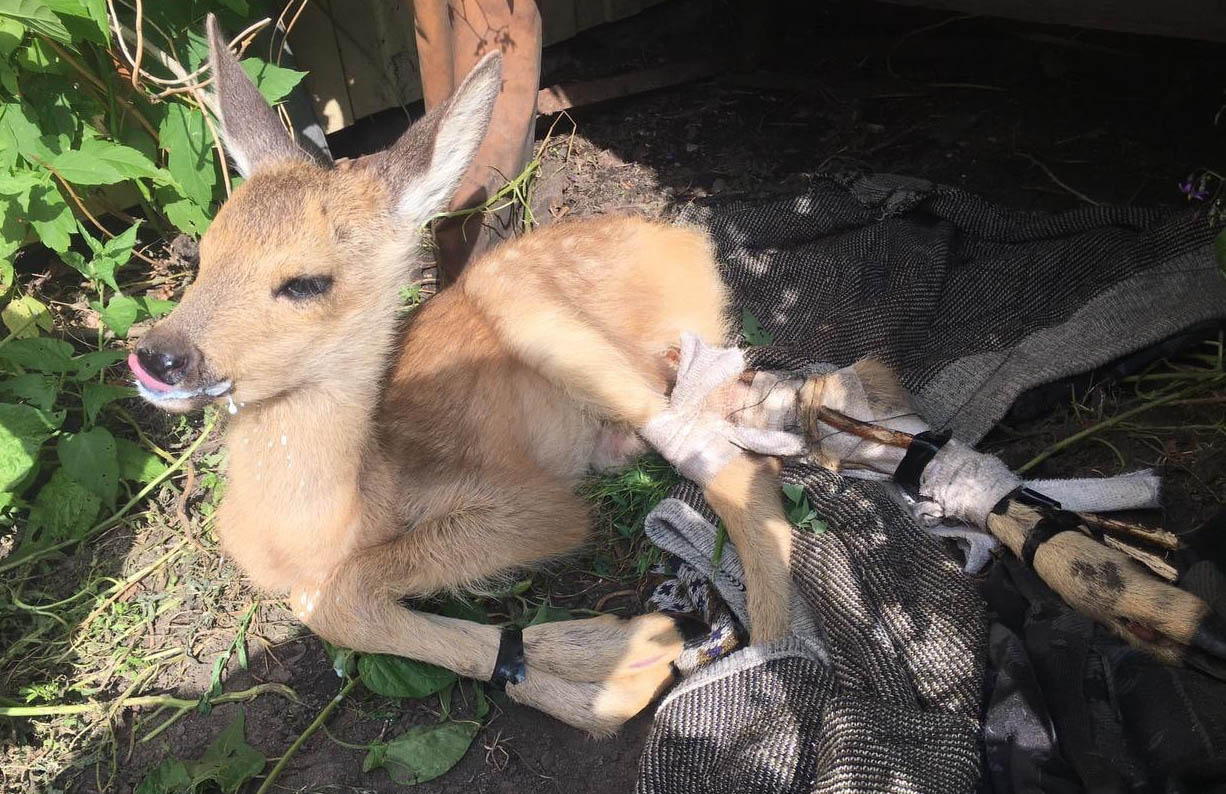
[[129, 331, 228, 411], [134, 343, 195, 387], [133, 335, 200, 389]]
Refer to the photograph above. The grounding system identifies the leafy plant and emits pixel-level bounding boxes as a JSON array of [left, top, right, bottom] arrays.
[[0, 0, 305, 555], [136, 710, 265, 794], [782, 482, 826, 534], [362, 686, 489, 786]]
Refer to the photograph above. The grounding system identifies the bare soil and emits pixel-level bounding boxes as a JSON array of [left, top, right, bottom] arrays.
[[34, 2, 1226, 792]]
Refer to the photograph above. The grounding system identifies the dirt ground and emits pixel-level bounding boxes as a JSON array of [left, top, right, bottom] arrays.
[[17, 1, 1226, 792]]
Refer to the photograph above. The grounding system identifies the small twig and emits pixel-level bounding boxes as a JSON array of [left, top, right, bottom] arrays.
[[1017, 151, 1100, 206], [254, 677, 360, 794], [174, 458, 209, 555], [129, 0, 144, 90], [1077, 512, 1180, 551], [810, 405, 914, 449], [1102, 534, 1178, 581], [593, 589, 636, 612]]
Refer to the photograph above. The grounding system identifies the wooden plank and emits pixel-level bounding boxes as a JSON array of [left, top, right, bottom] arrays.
[[880, 0, 1226, 43], [537, 59, 718, 114], [289, 0, 675, 133]]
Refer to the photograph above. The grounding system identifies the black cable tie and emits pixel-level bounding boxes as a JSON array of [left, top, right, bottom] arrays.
[[993, 486, 1062, 515], [893, 430, 952, 492], [1020, 510, 1082, 567], [489, 628, 525, 691]]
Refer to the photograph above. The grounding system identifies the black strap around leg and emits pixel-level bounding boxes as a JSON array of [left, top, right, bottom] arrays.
[[1019, 509, 1083, 567], [489, 628, 526, 691], [893, 430, 952, 492]]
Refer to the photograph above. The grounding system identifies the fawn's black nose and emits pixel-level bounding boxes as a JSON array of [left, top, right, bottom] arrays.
[[135, 341, 196, 386]]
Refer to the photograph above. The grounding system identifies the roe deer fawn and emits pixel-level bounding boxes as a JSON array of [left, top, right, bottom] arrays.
[[130, 16, 803, 734]]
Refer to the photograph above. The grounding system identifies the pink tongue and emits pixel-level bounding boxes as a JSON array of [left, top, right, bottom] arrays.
[[128, 352, 173, 392]]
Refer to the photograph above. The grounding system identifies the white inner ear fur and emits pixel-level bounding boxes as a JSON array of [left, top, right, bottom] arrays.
[[395, 61, 501, 224]]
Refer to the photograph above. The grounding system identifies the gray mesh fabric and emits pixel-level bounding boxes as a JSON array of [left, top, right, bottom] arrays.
[[636, 172, 1226, 794]]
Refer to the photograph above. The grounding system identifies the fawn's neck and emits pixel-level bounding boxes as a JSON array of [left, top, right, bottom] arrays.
[[218, 377, 393, 591]]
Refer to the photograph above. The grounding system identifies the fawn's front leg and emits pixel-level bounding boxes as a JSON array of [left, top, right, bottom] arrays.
[[293, 482, 685, 735]]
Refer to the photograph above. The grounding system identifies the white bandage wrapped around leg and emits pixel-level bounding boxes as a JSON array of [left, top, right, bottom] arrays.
[[639, 333, 807, 486]]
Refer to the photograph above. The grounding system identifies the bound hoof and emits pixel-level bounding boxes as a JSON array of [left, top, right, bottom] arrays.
[[523, 612, 687, 683], [507, 660, 676, 737]]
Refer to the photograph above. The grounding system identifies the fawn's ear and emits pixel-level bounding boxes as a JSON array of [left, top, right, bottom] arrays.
[[206, 14, 328, 177], [378, 50, 502, 227]]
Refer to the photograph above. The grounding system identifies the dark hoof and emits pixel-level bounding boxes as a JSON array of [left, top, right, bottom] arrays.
[[661, 611, 710, 644]]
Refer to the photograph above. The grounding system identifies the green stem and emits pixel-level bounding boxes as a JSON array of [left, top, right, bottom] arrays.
[[0, 415, 217, 574], [1018, 379, 1222, 474], [254, 677, 360, 794], [0, 682, 295, 718]]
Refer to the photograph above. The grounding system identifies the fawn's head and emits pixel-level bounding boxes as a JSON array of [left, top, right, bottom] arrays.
[[131, 15, 501, 413]]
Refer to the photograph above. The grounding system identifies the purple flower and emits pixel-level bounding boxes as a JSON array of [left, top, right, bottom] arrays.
[[1180, 176, 1210, 201]]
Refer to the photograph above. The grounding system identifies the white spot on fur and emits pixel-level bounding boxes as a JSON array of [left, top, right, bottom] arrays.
[[280, 434, 287, 446]]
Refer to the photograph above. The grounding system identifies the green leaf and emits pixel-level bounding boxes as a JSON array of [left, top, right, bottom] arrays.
[[94, 222, 140, 290], [438, 597, 489, 624], [0, 101, 59, 168], [57, 425, 118, 507], [134, 295, 176, 319], [0, 194, 27, 259], [0, 0, 71, 44], [525, 602, 573, 627], [40, 0, 106, 42], [26, 467, 101, 546], [0, 335, 75, 372], [240, 58, 307, 104], [0, 168, 40, 198], [14, 36, 68, 75], [26, 180, 73, 252], [157, 188, 212, 236], [781, 482, 804, 505], [135, 712, 264, 794], [0, 17, 24, 59], [71, 222, 139, 294], [72, 348, 127, 380], [97, 294, 138, 337], [0, 400, 59, 491], [159, 104, 216, 209], [191, 711, 265, 794], [324, 640, 356, 678], [1, 294, 52, 338], [134, 759, 192, 794], [115, 437, 167, 483], [80, 381, 132, 426], [0, 259, 12, 293], [364, 720, 480, 786], [0, 373, 56, 410], [50, 137, 172, 186], [358, 654, 457, 700], [741, 307, 774, 347], [0, 59, 16, 94]]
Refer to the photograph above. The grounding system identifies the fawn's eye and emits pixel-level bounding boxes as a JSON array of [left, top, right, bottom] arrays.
[[276, 275, 333, 300]]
